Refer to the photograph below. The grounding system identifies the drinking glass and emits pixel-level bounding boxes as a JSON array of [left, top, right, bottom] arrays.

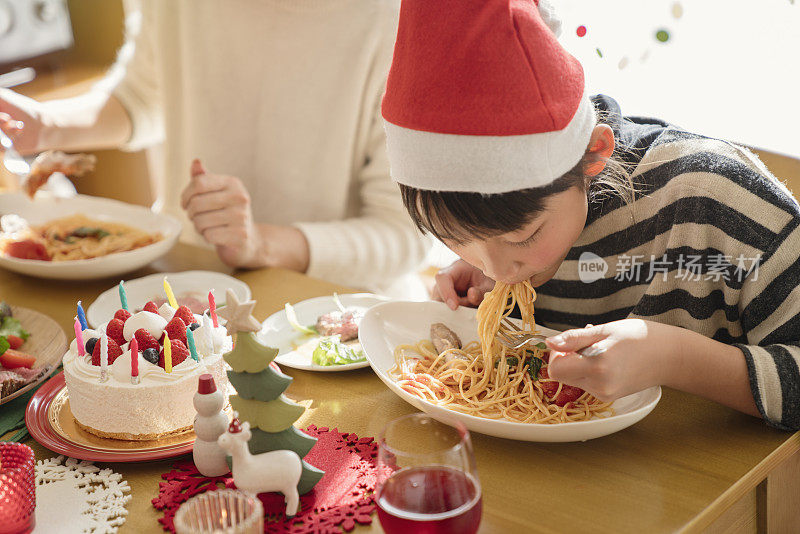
[[376, 413, 482, 534], [0, 442, 36, 534], [174, 489, 263, 534]]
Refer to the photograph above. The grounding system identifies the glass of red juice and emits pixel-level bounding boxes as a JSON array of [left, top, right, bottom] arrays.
[[376, 413, 482, 534]]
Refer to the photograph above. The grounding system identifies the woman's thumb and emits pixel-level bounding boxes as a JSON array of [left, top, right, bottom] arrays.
[[190, 158, 207, 178], [545, 325, 606, 352]]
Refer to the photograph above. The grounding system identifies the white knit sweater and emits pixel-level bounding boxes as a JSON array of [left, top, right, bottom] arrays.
[[112, 0, 431, 291]]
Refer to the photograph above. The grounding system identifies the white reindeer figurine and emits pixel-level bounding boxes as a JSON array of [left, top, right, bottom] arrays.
[[217, 416, 303, 517]]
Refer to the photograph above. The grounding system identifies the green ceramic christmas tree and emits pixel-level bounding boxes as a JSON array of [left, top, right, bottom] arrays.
[[218, 289, 324, 494]]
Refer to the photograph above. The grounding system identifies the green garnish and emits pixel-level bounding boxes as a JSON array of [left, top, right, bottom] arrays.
[[69, 227, 110, 239], [526, 356, 544, 381], [284, 303, 317, 335], [0, 316, 29, 340], [0, 337, 9, 356], [312, 336, 365, 366]]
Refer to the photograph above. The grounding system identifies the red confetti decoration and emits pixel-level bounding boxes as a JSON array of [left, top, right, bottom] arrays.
[[153, 425, 390, 534], [576, 25, 587, 37]]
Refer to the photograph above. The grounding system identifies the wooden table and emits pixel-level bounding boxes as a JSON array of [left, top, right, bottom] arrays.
[[3, 243, 799, 533]]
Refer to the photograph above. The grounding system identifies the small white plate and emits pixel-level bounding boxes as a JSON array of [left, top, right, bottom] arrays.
[[87, 270, 251, 328], [0, 193, 180, 280], [260, 293, 389, 372], [359, 300, 662, 442]]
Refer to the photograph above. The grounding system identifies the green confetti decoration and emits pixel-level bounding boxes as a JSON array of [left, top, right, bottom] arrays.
[[656, 29, 670, 43], [596, 47, 603, 58]]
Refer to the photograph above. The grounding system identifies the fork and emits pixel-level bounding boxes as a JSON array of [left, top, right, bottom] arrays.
[[0, 130, 77, 198], [497, 316, 604, 357]]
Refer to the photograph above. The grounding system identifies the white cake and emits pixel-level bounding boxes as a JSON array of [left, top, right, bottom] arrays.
[[63, 307, 231, 440]]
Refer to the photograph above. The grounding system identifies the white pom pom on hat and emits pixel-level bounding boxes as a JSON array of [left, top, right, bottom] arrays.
[[381, 0, 596, 195]]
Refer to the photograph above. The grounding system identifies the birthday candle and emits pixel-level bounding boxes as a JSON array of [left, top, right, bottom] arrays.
[[186, 328, 199, 362], [163, 277, 178, 308], [118, 280, 129, 311], [164, 335, 173, 373], [100, 334, 109, 382], [76, 301, 88, 330], [73, 317, 85, 357], [208, 291, 219, 327], [130, 337, 139, 384]]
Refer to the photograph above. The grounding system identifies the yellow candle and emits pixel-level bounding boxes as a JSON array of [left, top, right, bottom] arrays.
[[163, 277, 178, 308], [164, 335, 173, 373]]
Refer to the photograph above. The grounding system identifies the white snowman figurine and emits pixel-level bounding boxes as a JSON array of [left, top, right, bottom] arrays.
[[192, 374, 230, 477]]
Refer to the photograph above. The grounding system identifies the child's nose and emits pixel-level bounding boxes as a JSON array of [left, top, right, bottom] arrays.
[[482, 259, 521, 283]]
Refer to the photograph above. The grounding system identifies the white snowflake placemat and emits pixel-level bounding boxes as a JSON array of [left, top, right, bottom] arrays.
[[35, 456, 131, 534]]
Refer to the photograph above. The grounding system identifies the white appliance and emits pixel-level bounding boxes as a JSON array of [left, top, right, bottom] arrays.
[[0, 0, 73, 69]]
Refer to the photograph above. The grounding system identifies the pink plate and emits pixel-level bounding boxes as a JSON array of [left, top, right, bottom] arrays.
[[26, 372, 195, 462]]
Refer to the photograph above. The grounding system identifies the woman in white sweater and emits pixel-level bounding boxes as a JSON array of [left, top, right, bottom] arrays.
[[0, 0, 431, 292]]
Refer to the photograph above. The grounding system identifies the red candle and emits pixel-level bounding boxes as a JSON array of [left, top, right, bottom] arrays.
[[130, 337, 139, 378], [208, 291, 219, 327]]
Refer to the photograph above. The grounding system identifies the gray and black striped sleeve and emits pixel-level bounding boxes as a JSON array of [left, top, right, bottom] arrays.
[[734, 215, 800, 431]]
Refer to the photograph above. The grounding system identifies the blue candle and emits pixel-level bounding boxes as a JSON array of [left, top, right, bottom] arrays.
[[186, 328, 199, 362], [76, 301, 88, 330], [118, 280, 129, 311]]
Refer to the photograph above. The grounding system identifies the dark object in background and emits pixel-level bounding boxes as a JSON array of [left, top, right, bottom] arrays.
[[0, 0, 74, 85]]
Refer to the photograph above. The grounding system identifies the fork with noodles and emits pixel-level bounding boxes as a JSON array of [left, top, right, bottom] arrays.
[[23, 151, 96, 198]]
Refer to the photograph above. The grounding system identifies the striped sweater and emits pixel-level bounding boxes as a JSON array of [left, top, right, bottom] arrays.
[[535, 96, 800, 431]]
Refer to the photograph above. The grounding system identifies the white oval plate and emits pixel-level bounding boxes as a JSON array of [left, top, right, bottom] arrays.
[[0, 193, 180, 280], [260, 293, 390, 372], [87, 270, 251, 328], [359, 300, 662, 442]]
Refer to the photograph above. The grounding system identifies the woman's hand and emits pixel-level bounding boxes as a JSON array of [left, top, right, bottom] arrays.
[[544, 319, 678, 401], [0, 89, 45, 155], [181, 159, 264, 268], [432, 259, 495, 310]]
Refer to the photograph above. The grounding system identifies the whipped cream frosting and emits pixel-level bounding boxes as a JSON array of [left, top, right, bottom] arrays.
[[122, 311, 168, 342]]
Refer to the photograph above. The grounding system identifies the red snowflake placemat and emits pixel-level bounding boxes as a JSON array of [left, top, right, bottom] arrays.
[[152, 425, 381, 534]]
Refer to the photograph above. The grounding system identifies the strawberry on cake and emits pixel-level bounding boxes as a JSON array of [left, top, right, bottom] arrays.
[[63, 299, 232, 441]]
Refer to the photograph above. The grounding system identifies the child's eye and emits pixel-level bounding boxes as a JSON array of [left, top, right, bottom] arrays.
[[509, 230, 539, 248]]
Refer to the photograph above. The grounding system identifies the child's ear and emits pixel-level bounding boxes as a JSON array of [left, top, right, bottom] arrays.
[[584, 124, 615, 177]]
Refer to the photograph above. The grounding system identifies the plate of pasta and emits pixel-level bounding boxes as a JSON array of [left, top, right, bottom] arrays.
[[359, 283, 661, 442], [0, 193, 180, 280]]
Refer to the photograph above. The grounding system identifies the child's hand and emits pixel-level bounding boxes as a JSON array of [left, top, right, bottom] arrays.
[[432, 259, 495, 310], [544, 319, 678, 401], [181, 159, 263, 268]]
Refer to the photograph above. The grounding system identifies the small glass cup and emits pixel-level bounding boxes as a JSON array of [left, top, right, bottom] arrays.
[[0, 442, 36, 534], [174, 489, 264, 534], [376, 413, 482, 534]]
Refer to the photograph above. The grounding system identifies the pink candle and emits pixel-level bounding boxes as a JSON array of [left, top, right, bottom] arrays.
[[74, 317, 85, 357], [208, 291, 219, 327], [130, 337, 139, 378]]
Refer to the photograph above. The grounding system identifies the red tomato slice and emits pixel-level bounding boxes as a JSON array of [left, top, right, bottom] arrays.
[[4, 240, 51, 261], [7, 335, 24, 350], [0, 349, 36, 369]]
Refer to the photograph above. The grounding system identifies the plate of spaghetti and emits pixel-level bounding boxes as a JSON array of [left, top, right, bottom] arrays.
[[0, 193, 180, 279], [359, 282, 661, 442]]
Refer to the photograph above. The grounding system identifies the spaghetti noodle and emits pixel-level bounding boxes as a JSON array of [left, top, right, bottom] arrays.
[[390, 281, 613, 424]]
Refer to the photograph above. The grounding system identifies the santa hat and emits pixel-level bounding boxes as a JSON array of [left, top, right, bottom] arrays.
[[228, 416, 242, 434], [381, 0, 596, 194]]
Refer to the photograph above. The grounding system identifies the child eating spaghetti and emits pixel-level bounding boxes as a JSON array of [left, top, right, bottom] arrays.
[[381, 0, 800, 431]]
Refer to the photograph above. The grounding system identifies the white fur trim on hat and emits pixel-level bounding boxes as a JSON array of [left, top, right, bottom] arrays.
[[384, 91, 596, 194], [537, 0, 562, 38]]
